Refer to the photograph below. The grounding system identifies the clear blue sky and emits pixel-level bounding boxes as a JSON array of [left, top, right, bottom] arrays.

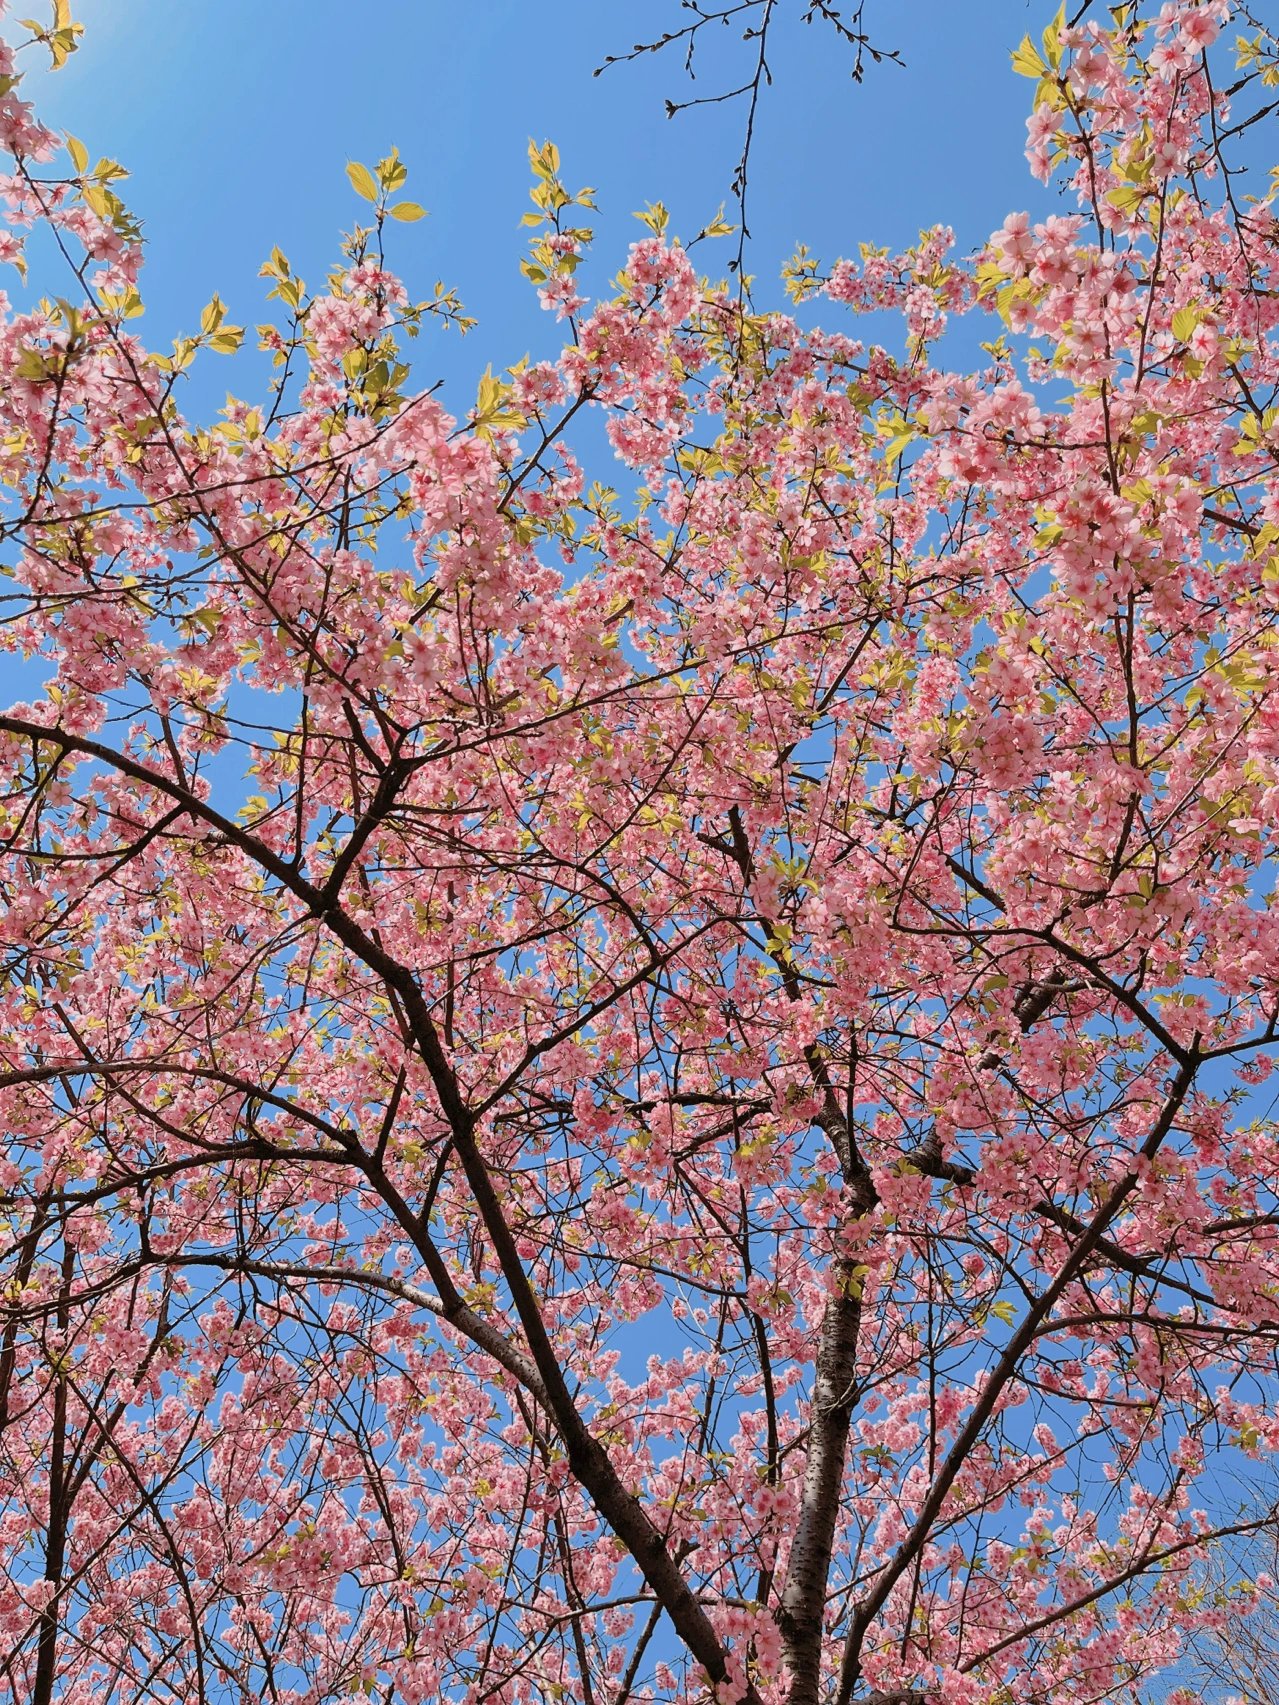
[[16, 0, 1055, 412]]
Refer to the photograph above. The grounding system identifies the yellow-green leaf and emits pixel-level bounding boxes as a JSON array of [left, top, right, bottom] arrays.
[[1107, 184, 1145, 214], [635, 200, 669, 237], [44, 0, 81, 67], [346, 161, 379, 203], [1041, 3, 1066, 70], [15, 347, 51, 381], [528, 139, 560, 180], [700, 202, 736, 239], [66, 133, 87, 175], [388, 201, 427, 222], [376, 148, 408, 192], [1011, 34, 1047, 78]]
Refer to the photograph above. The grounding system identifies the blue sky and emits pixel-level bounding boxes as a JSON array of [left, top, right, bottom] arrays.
[[16, 0, 1057, 411]]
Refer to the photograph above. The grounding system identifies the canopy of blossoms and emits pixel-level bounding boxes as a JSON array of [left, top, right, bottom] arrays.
[[1, 3, 1278, 1703]]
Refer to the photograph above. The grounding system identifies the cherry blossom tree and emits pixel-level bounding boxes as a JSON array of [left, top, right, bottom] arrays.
[[1, 2, 1279, 1701], [1183, 1511, 1279, 1700]]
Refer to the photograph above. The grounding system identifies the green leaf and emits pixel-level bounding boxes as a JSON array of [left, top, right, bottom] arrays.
[[346, 161, 379, 203], [1171, 305, 1201, 343], [65, 133, 87, 175], [388, 201, 427, 223]]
